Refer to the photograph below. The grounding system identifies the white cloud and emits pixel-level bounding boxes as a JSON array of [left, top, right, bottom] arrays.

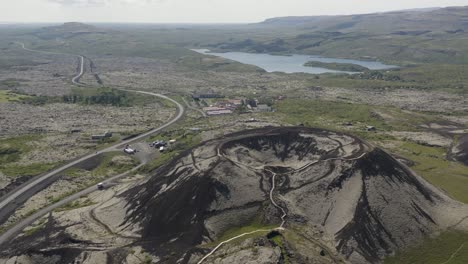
[[47, 0, 164, 6]]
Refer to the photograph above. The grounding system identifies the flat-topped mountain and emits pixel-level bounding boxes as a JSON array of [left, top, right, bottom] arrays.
[[258, 6, 468, 33], [33, 22, 107, 39]]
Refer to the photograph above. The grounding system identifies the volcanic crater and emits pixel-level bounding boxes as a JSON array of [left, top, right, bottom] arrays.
[[2, 127, 468, 264]]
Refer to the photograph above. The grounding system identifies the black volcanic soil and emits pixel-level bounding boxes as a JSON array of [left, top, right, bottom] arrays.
[[1, 127, 467, 264], [452, 134, 468, 165]]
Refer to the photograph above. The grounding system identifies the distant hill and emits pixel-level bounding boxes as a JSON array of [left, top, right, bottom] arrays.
[[33, 22, 107, 40], [211, 6, 468, 64], [258, 6, 468, 32]]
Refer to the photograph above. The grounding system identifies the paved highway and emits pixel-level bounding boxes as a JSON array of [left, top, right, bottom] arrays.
[[0, 90, 184, 216], [0, 43, 185, 246], [17, 42, 85, 85], [71, 55, 84, 84], [0, 164, 144, 246]]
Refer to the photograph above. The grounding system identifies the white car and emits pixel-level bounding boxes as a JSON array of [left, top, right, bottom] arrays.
[[97, 182, 104, 190], [124, 148, 136, 154]]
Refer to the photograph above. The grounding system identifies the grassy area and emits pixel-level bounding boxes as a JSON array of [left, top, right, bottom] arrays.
[[64, 151, 139, 178], [304, 61, 369, 72], [17, 87, 168, 107], [0, 134, 63, 177], [1, 162, 59, 177], [273, 98, 436, 133], [385, 231, 468, 264], [201, 215, 277, 248], [388, 141, 468, 203], [312, 64, 468, 93], [138, 151, 179, 174], [274, 99, 389, 130], [138, 132, 201, 173], [23, 218, 47, 236], [177, 55, 264, 72], [54, 198, 95, 212], [268, 232, 290, 264], [23, 224, 45, 236], [0, 90, 31, 103], [93, 152, 139, 176]]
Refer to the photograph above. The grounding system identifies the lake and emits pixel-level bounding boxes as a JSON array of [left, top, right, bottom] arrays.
[[192, 49, 397, 74]]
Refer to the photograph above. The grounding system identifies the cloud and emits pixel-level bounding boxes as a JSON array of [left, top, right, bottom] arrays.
[[48, 0, 106, 6], [48, 0, 164, 7]]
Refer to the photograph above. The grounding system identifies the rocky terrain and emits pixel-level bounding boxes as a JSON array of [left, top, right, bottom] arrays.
[[1, 127, 467, 263]]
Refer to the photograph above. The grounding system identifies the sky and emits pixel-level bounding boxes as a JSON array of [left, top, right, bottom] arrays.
[[2, 0, 468, 23]]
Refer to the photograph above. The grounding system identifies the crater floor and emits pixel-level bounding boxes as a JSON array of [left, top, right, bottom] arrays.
[[2, 127, 468, 264]]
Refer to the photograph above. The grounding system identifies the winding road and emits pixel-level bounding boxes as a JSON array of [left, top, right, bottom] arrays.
[[0, 43, 185, 247], [17, 42, 85, 85], [71, 55, 84, 84]]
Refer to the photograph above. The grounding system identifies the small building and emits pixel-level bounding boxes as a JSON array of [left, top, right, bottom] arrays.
[[228, 99, 243, 105], [206, 109, 233, 115], [203, 106, 225, 112], [192, 93, 224, 100]]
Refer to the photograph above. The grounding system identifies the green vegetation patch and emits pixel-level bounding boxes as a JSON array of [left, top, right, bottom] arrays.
[[274, 99, 390, 130], [23, 218, 47, 236], [309, 63, 468, 93], [18, 87, 164, 107], [385, 231, 468, 264], [140, 130, 202, 173], [178, 54, 265, 73], [54, 198, 95, 212], [0, 90, 31, 103], [268, 231, 290, 264], [64, 87, 135, 107], [1, 162, 59, 177], [304, 61, 369, 72], [0, 134, 59, 177], [201, 215, 276, 248], [93, 152, 139, 176], [389, 141, 468, 203], [274, 99, 442, 134], [64, 151, 139, 178]]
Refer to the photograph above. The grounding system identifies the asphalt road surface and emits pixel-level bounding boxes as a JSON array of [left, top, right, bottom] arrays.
[[17, 42, 85, 85], [0, 44, 186, 247], [0, 90, 184, 236], [0, 164, 144, 246]]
